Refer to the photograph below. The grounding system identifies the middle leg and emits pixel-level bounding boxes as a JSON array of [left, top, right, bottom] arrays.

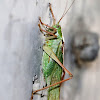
[[39, 17, 57, 34]]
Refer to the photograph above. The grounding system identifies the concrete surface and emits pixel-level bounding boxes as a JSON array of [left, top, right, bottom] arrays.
[[0, 0, 100, 100], [0, 0, 70, 100]]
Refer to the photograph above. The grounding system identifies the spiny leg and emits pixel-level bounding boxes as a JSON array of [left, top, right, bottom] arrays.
[[32, 46, 73, 94], [39, 17, 57, 35], [38, 17, 57, 40], [38, 23, 57, 37], [49, 3, 56, 25], [43, 45, 73, 77], [31, 90, 46, 100], [33, 77, 72, 94]]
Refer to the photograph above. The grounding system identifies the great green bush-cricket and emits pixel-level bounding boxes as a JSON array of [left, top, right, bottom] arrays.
[[31, 1, 75, 100]]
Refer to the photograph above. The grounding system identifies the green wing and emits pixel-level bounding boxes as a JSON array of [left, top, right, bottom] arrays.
[[43, 45, 60, 63], [43, 41, 63, 100]]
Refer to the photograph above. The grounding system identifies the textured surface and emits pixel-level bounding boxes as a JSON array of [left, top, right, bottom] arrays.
[[0, 0, 100, 100], [0, 0, 70, 100], [60, 0, 100, 100], [0, 0, 42, 100]]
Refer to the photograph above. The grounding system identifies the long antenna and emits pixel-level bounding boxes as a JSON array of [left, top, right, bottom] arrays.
[[58, 0, 76, 24], [61, 0, 68, 19]]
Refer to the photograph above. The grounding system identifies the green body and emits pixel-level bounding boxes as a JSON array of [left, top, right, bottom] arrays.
[[42, 24, 63, 100]]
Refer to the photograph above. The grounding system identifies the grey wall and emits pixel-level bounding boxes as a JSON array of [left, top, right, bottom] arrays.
[[0, 0, 72, 100], [60, 0, 100, 100], [0, 0, 100, 100]]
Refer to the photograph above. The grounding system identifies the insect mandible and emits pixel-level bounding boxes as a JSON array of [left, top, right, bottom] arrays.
[[31, 0, 75, 100]]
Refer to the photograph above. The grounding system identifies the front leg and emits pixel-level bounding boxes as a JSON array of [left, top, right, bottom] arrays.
[[39, 17, 56, 33], [38, 23, 57, 37]]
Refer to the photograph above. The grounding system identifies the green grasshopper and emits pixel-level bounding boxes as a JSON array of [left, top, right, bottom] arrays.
[[31, 1, 75, 100]]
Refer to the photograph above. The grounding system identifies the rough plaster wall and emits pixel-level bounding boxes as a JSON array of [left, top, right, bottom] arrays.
[[60, 0, 100, 100], [0, 0, 70, 100], [0, 0, 100, 100], [0, 0, 42, 100]]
